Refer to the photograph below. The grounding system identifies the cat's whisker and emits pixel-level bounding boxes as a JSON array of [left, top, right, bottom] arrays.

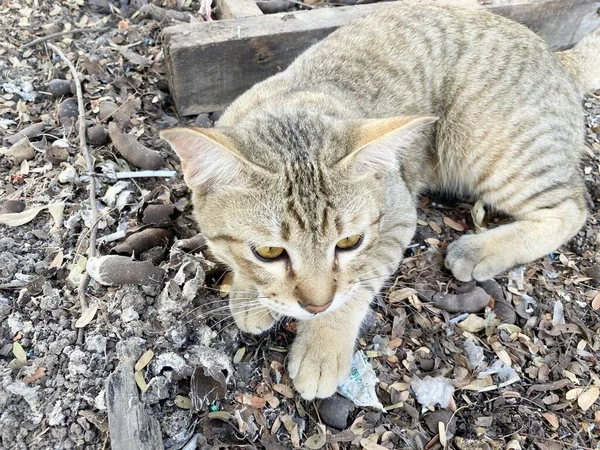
[[207, 305, 272, 332], [178, 297, 268, 320]]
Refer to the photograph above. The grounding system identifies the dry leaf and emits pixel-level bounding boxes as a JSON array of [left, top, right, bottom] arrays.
[[388, 288, 417, 303], [360, 438, 388, 450], [457, 314, 486, 333], [233, 347, 245, 364], [273, 383, 294, 399], [471, 200, 486, 231], [566, 388, 585, 400], [542, 412, 559, 429], [219, 272, 233, 298], [305, 424, 327, 450], [0, 203, 64, 228], [12, 342, 27, 362], [592, 293, 600, 310], [428, 220, 442, 234], [135, 349, 154, 372], [174, 395, 191, 409], [0, 205, 47, 227], [49, 250, 64, 269], [75, 305, 98, 328], [439, 421, 448, 448], [578, 387, 599, 411], [443, 216, 465, 231], [23, 367, 46, 383], [135, 370, 148, 392]]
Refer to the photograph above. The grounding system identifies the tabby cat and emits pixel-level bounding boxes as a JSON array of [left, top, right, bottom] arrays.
[[161, 4, 600, 399]]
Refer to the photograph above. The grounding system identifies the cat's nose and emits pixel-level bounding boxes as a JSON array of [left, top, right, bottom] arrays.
[[303, 301, 333, 314]]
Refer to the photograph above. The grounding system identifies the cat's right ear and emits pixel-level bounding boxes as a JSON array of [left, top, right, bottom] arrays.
[[160, 127, 248, 194], [340, 115, 438, 177]]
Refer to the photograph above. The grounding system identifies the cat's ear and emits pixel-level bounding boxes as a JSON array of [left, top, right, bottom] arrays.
[[160, 127, 248, 193], [342, 115, 438, 176]]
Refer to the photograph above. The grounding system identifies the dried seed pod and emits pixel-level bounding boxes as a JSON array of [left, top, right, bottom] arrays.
[[112, 228, 174, 256], [87, 125, 109, 145], [108, 122, 164, 170], [47, 79, 73, 97], [58, 98, 79, 126], [88, 255, 165, 286]]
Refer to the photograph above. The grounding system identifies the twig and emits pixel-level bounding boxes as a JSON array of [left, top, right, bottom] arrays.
[[115, 170, 177, 179], [21, 27, 111, 50], [47, 43, 98, 346]]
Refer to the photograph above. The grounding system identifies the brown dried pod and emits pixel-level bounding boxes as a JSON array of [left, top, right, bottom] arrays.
[[88, 255, 165, 286], [108, 122, 164, 170], [112, 228, 174, 256]]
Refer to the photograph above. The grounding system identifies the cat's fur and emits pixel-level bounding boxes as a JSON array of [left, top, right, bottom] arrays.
[[161, 4, 600, 399]]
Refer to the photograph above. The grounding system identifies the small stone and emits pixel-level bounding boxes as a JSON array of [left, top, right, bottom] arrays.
[[194, 113, 212, 128], [2, 138, 36, 165], [586, 266, 600, 284], [87, 125, 109, 145], [142, 204, 174, 227], [477, 279, 506, 303], [424, 409, 456, 435], [317, 394, 355, 429], [493, 300, 517, 324], [58, 98, 79, 126], [45, 146, 69, 165], [210, 110, 224, 123], [58, 166, 77, 183], [1, 200, 26, 214], [47, 79, 73, 97], [121, 306, 139, 322], [97, 101, 118, 121], [143, 376, 170, 404]]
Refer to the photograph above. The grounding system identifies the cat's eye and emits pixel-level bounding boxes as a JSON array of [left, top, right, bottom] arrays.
[[253, 246, 285, 261], [336, 234, 363, 251]]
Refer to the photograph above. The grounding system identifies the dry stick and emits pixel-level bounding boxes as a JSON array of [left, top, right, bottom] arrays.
[[47, 43, 98, 346], [21, 27, 111, 50]]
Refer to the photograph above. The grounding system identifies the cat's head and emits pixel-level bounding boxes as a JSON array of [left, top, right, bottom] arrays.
[[161, 111, 435, 320]]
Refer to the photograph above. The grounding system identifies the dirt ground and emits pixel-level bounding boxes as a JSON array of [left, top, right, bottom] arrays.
[[1, 1, 600, 449]]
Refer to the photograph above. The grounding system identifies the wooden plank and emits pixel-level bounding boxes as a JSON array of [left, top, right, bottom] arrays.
[[164, 0, 600, 116], [214, 0, 263, 19], [106, 358, 163, 450]]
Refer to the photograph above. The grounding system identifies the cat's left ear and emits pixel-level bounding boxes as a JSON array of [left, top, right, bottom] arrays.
[[340, 115, 438, 176], [160, 127, 251, 194]]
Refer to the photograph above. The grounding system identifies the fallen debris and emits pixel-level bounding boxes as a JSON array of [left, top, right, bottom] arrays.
[[106, 357, 163, 450], [88, 255, 165, 285], [108, 122, 165, 170]]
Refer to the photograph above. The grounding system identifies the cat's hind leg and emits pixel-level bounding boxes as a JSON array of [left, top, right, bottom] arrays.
[[445, 175, 587, 282]]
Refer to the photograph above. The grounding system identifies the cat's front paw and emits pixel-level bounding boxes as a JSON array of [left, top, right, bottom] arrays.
[[231, 303, 276, 335], [445, 234, 506, 281], [288, 332, 354, 400]]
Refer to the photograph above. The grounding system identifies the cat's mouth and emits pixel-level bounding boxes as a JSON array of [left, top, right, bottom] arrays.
[[259, 289, 353, 320]]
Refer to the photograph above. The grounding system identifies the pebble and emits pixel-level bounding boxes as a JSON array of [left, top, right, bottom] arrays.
[[193, 113, 212, 128], [424, 409, 456, 435], [47, 79, 73, 97], [87, 125, 109, 145], [210, 110, 224, 123], [586, 265, 600, 284], [142, 204, 175, 227], [58, 98, 79, 126], [45, 146, 69, 165], [97, 101, 118, 121], [1, 200, 26, 215], [317, 394, 355, 429]]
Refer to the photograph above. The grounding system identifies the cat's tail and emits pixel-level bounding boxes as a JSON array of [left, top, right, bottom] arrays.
[[556, 27, 600, 92]]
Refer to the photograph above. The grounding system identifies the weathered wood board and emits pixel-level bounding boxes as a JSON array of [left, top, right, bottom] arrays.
[[214, 0, 263, 19], [164, 0, 600, 116]]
